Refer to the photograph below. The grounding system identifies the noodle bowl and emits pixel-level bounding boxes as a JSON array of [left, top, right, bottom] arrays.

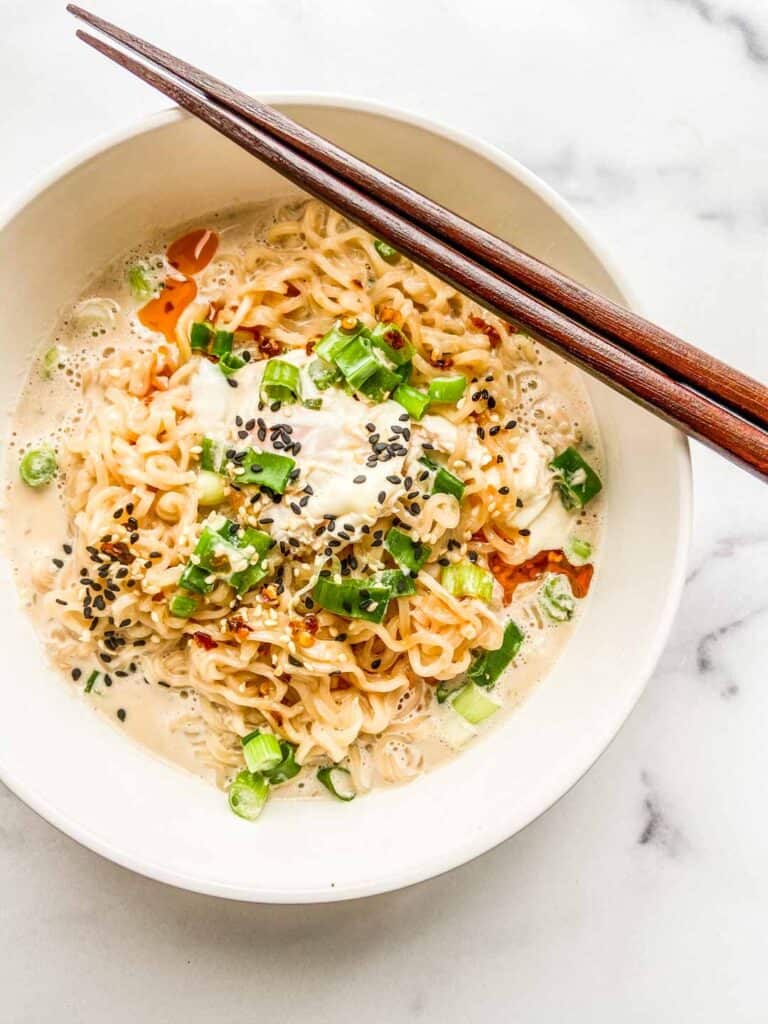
[[6, 196, 603, 817]]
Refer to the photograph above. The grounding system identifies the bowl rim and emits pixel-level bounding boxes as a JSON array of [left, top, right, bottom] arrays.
[[0, 92, 692, 902]]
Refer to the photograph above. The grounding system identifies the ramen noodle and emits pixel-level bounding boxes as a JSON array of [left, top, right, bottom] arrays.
[[4, 197, 603, 819]]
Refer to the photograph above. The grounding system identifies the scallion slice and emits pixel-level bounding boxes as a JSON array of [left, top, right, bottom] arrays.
[[211, 330, 234, 357], [357, 363, 402, 401], [427, 375, 467, 404], [303, 397, 323, 410], [19, 447, 57, 488], [384, 528, 431, 573], [435, 678, 464, 704], [308, 358, 341, 391], [419, 455, 465, 501], [538, 573, 576, 622], [467, 620, 524, 689], [372, 569, 416, 598], [179, 563, 214, 595], [190, 321, 213, 351], [169, 593, 197, 618], [42, 345, 64, 379], [441, 561, 494, 602], [262, 740, 301, 783], [228, 770, 270, 821], [564, 536, 593, 564], [128, 265, 155, 301], [261, 358, 302, 404], [367, 322, 413, 366], [237, 449, 296, 493], [218, 351, 246, 377], [332, 335, 380, 391], [451, 682, 501, 724], [312, 574, 392, 624], [196, 469, 227, 507], [550, 447, 602, 509], [200, 436, 226, 473], [317, 765, 356, 801], [84, 670, 99, 694], [316, 319, 362, 362], [241, 730, 283, 773], [393, 384, 430, 420], [373, 238, 400, 263]]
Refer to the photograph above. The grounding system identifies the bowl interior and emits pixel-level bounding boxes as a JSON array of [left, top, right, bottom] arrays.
[[0, 101, 689, 901]]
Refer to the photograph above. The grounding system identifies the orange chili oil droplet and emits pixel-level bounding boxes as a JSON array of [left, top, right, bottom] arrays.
[[138, 276, 197, 343], [166, 228, 219, 276], [488, 549, 594, 603]]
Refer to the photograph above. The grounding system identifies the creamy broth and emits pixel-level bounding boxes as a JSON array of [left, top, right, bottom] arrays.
[[3, 198, 603, 809]]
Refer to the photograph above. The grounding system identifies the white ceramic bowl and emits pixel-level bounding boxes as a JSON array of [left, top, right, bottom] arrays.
[[0, 96, 690, 902]]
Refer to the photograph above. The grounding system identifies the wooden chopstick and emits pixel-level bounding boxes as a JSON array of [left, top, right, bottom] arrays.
[[66, 4, 768, 435], [70, 19, 768, 480]]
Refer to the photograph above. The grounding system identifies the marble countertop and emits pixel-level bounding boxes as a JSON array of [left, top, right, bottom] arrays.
[[2, 0, 767, 1019]]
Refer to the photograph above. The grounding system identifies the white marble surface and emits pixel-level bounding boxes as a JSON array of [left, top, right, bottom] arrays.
[[2, 0, 768, 1019]]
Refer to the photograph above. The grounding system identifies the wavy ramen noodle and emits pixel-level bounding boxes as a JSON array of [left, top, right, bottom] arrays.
[[5, 197, 603, 817]]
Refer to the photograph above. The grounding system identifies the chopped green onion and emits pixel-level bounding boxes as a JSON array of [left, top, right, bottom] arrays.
[[467, 620, 524, 689], [394, 360, 413, 384], [419, 455, 465, 501], [538, 573, 576, 622], [262, 740, 301, 783], [261, 358, 301, 404], [303, 397, 323, 410], [211, 330, 233, 357], [435, 679, 464, 704], [179, 563, 214, 595], [308, 358, 341, 391], [196, 469, 227, 507], [84, 670, 99, 694], [241, 730, 283, 773], [372, 569, 416, 598], [312, 575, 392, 624], [564, 536, 593, 565], [19, 447, 57, 488], [190, 321, 213, 351], [373, 238, 400, 263], [427, 375, 467, 404], [367, 322, 414, 366], [441, 562, 494, 602], [42, 345, 64, 379], [218, 351, 246, 377], [317, 765, 356, 801], [357, 363, 401, 401], [384, 528, 430, 573], [229, 526, 273, 594], [316, 319, 362, 362], [230, 562, 269, 595], [393, 384, 431, 420], [237, 449, 296, 493], [228, 770, 270, 821], [127, 265, 155, 301], [169, 593, 197, 618], [451, 682, 501, 724], [333, 335, 382, 391], [550, 447, 602, 509], [200, 436, 226, 473]]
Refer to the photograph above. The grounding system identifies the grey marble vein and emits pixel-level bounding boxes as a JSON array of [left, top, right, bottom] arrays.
[[669, 0, 768, 63]]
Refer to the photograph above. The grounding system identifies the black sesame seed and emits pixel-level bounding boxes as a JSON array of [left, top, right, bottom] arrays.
[[227, 378, 238, 388], [468, 550, 479, 563], [505, 419, 517, 430], [438, 557, 450, 567], [63, 543, 73, 555], [519, 528, 531, 537], [112, 508, 123, 520], [489, 425, 501, 436], [71, 668, 82, 681], [371, 658, 382, 670], [498, 486, 510, 495], [378, 491, 386, 503], [477, 427, 486, 439], [116, 708, 126, 722], [290, 502, 302, 515]]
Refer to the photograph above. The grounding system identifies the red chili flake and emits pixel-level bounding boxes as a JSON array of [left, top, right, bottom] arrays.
[[305, 339, 317, 355], [303, 614, 319, 635], [258, 335, 283, 358], [285, 282, 300, 297], [192, 631, 218, 650], [488, 549, 594, 604], [469, 315, 502, 349], [99, 541, 136, 565], [227, 616, 252, 641], [384, 328, 405, 350]]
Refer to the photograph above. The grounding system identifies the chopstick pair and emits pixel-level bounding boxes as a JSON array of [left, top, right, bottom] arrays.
[[67, 4, 768, 481]]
